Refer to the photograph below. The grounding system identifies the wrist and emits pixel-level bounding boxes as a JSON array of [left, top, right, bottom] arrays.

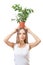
[[10, 32, 14, 35], [30, 31, 33, 34], [27, 28, 32, 33]]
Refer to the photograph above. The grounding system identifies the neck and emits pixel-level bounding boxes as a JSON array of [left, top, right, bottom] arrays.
[[19, 40, 25, 45]]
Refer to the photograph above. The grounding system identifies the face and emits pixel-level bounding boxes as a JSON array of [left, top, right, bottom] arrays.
[[18, 29, 26, 42]]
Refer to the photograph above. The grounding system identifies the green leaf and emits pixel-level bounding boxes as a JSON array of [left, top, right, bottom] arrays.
[[12, 4, 34, 23]]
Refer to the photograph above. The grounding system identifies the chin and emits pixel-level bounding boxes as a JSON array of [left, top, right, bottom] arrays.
[[20, 39, 24, 41]]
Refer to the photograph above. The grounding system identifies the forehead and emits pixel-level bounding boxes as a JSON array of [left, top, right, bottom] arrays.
[[19, 29, 25, 33]]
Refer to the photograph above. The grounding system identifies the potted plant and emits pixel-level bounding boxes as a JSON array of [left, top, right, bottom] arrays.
[[12, 4, 34, 28]]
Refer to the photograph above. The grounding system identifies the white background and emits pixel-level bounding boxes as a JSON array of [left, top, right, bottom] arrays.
[[0, 0, 43, 65]]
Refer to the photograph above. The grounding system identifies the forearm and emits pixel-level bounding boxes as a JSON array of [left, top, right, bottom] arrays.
[[28, 29, 41, 44], [4, 29, 17, 42], [30, 31, 40, 41], [29, 31, 41, 49]]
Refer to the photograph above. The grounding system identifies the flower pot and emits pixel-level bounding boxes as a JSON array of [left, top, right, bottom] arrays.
[[19, 22, 25, 28]]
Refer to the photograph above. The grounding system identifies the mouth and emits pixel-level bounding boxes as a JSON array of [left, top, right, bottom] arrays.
[[20, 38, 25, 41], [21, 37, 24, 39]]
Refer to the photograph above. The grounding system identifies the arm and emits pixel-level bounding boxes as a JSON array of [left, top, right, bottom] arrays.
[[28, 28, 41, 50], [24, 26, 41, 50], [4, 28, 17, 48]]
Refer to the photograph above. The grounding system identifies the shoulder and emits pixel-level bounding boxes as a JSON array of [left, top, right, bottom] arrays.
[[26, 43, 29, 46], [25, 43, 29, 49], [13, 43, 18, 48], [26, 43, 31, 50]]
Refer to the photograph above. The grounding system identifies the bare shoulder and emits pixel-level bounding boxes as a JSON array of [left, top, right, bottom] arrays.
[[13, 43, 17, 48], [13, 43, 19, 49], [26, 43, 30, 49], [27, 44, 32, 50], [26, 43, 32, 50]]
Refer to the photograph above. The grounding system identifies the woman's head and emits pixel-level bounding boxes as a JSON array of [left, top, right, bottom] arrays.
[[16, 28, 28, 44]]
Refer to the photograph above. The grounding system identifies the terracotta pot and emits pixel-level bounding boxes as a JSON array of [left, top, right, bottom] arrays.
[[19, 22, 25, 28]]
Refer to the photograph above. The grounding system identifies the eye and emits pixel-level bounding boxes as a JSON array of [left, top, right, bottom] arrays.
[[19, 33, 21, 35], [19, 33, 26, 35], [23, 33, 26, 35]]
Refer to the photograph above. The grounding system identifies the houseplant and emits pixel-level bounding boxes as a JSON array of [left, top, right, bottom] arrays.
[[12, 4, 34, 28]]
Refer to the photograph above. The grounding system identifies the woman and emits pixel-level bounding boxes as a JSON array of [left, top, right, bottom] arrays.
[[4, 26, 41, 65]]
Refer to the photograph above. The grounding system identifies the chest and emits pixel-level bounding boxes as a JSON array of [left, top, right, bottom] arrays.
[[14, 44, 29, 56]]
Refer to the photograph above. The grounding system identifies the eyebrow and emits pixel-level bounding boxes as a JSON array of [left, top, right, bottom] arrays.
[[19, 32, 26, 34]]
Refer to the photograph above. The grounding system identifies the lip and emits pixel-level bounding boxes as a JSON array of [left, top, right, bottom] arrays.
[[21, 37, 24, 39], [21, 38, 24, 40]]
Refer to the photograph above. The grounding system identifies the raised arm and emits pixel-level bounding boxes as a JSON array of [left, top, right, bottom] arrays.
[[4, 28, 18, 48], [29, 30, 41, 49], [24, 26, 41, 50]]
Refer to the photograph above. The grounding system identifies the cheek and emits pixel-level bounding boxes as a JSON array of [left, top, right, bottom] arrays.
[[19, 35, 22, 39], [23, 35, 26, 38]]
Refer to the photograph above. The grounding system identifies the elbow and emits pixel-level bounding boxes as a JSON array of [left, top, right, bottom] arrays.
[[38, 39, 41, 44], [39, 39, 41, 43], [4, 39, 7, 43]]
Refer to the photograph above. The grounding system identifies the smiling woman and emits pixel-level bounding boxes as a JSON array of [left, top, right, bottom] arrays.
[[16, 28, 28, 44], [4, 26, 41, 65]]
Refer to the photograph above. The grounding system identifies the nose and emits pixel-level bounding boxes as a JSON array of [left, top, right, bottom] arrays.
[[21, 34, 24, 36], [21, 34, 25, 38]]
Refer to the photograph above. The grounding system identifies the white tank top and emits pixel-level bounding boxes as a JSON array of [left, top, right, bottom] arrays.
[[14, 44, 29, 65]]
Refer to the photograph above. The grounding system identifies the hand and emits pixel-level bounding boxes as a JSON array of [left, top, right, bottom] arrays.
[[24, 26, 31, 33], [15, 25, 20, 32], [24, 26, 28, 30]]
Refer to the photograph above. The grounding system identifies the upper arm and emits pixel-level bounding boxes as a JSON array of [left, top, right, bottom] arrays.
[[29, 40, 41, 50], [4, 40, 15, 48]]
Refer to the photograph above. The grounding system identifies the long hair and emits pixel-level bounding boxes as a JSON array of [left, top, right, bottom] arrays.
[[16, 28, 28, 44]]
